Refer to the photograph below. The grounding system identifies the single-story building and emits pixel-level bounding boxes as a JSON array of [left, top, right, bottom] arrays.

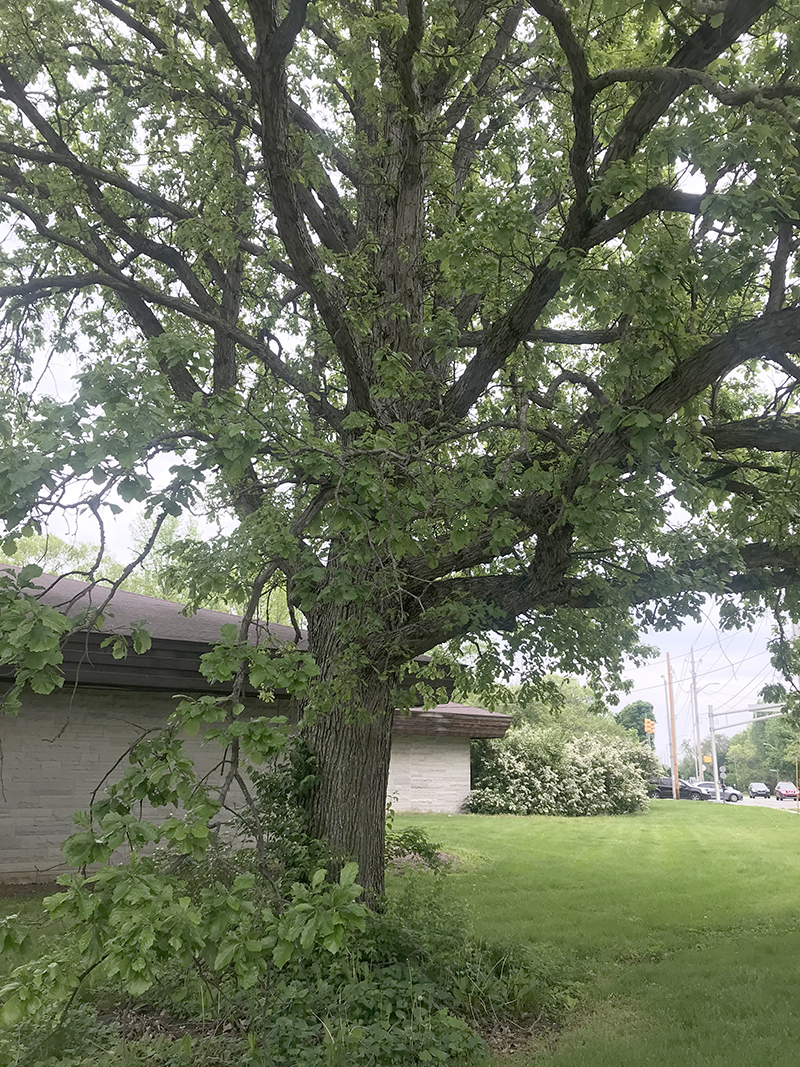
[[0, 571, 511, 883]]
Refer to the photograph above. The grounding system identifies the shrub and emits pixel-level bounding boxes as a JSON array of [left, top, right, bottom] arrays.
[[0, 864, 581, 1066], [467, 723, 661, 816], [0, 722, 575, 1065]]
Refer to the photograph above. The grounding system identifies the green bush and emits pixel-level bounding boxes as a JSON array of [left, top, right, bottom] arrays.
[[0, 720, 575, 1066], [467, 723, 661, 816]]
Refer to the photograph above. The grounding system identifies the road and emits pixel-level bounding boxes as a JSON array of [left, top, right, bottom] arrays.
[[738, 795, 800, 811]]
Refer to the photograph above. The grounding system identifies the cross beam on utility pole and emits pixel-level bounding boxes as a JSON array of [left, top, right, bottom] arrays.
[[708, 703, 787, 799]]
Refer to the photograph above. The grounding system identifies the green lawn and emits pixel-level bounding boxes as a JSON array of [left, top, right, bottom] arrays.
[[394, 804, 800, 1066]]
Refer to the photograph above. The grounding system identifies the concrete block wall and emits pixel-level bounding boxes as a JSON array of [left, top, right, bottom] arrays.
[[0, 688, 260, 883], [386, 734, 471, 814], [0, 689, 473, 882]]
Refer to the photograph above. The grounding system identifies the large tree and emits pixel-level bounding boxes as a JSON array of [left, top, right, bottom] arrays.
[[2, 0, 800, 893]]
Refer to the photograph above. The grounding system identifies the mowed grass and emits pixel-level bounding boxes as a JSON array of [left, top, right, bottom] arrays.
[[393, 804, 800, 1066]]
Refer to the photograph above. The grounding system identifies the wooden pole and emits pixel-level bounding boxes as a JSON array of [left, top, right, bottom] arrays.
[[709, 706, 721, 802]]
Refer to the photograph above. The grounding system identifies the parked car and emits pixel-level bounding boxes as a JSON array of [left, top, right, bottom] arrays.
[[694, 781, 743, 803], [775, 781, 800, 801], [748, 781, 771, 799], [647, 777, 708, 800]]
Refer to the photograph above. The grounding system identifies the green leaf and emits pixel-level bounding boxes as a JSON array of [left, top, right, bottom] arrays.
[[131, 624, 152, 654], [339, 862, 359, 888], [213, 940, 238, 970], [17, 564, 43, 584], [272, 939, 294, 970]]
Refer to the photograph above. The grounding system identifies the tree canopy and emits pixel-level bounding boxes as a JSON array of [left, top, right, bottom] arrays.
[[615, 699, 655, 742], [2, 0, 800, 891]]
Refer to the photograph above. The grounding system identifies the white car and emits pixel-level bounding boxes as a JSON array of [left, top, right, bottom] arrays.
[[694, 781, 742, 802]]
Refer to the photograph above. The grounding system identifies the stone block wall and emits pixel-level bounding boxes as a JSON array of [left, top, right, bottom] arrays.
[[0, 687, 472, 882], [386, 734, 471, 814]]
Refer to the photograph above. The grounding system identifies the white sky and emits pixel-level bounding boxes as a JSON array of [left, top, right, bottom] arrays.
[[621, 606, 781, 764]]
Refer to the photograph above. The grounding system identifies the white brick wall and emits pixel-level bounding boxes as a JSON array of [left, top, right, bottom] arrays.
[[387, 734, 471, 814], [0, 688, 235, 882], [0, 688, 471, 882]]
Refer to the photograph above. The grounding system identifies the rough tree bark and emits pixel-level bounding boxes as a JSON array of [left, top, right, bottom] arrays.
[[301, 598, 401, 897]]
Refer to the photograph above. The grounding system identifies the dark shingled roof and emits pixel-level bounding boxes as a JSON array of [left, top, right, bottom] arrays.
[[1, 569, 511, 737], [396, 701, 511, 738], [12, 569, 299, 647]]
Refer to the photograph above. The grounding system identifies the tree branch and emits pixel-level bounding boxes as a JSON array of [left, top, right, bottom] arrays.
[[396, 0, 424, 115], [204, 0, 257, 82], [586, 187, 705, 247], [440, 2, 524, 129], [383, 540, 800, 658], [767, 223, 795, 313], [442, 262, 564, 420], [601, 0, 777, 172], [530, 0, 593, 206], [249, 5, 371, 415], [459, 323, 627, 347], [706, 414, 800, 453], [0, 257, 342, 427], [592, 66, 800, 132], [639, 307, 800, 420]]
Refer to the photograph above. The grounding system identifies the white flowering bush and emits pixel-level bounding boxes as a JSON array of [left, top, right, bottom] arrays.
[[466, 724, 661, 817]]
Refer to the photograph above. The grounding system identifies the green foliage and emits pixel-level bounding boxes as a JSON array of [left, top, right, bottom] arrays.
[[385, 798, 446, 870], [615, 700, 656, 743], [468, 723, 662, 816], [233, 736, 328, 882], [0, 565, 71, 710], [0, 717, 578, 1066], [0, 865, 582, 1067]]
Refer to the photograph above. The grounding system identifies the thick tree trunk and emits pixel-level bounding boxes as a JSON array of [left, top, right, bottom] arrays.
[[300, 607, 399, 898]]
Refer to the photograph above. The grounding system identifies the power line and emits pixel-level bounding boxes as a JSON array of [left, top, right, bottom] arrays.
[[628, 647, 772, 693]]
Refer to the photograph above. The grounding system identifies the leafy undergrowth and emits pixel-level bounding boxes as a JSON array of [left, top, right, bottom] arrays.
[[0, 736, 582, 1067], [0, 869, 577, 1067]]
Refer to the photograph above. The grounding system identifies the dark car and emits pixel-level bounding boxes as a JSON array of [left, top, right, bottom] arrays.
[[748, 781, 771, 799], [694, 781, 743, 803], [648, 777, 708, 801], [775, 781, 799, 801]]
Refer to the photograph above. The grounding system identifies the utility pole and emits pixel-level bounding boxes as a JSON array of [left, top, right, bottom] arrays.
[[690, 649, 702, 780], [666, 653, 680, 800], [708, 705, 722, 802]]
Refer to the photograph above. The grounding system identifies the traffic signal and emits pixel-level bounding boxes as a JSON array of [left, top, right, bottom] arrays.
[[643, 718, 655, 734]]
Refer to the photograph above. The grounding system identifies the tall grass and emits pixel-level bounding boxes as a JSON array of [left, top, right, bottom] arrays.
[[392, 805, 800, 1065]]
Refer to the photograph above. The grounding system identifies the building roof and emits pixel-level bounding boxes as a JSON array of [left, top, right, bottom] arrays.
[[10, 569, 296, 646], [395, 702, 511, 738], [1, 569, 511, 738]]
